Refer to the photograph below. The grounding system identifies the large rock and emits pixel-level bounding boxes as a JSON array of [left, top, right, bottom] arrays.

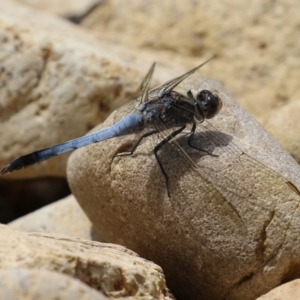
[[81, 0, 300, 123], [67, 74, 300, 300], [0, 268, 107, 300], [0, 224, 171, 299]]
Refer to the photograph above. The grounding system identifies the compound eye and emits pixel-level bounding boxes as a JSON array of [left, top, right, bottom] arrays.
[[196, 90, 222, 119]]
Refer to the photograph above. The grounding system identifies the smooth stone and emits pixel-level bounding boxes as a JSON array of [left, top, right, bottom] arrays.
[[67, 74, 300, 300]]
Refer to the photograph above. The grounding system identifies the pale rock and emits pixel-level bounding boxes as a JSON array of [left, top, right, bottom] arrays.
[[0, 268, 107, 300], [0, 0, 189, 179], [0, 225, 170, 299], [67, 75, 300, 300], [10, 0, 102, 17], [9, 194, 103, 241], [265, 99, 300, 164], [81, 0, 300, 123], [256, 279, 300, 300], [0, 0, 130, 179]]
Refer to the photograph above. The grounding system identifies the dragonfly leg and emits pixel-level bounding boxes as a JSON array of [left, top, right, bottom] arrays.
[[116, 129, 158, 157], [154, 125, 186, 197], [187, 122, 218, 157]]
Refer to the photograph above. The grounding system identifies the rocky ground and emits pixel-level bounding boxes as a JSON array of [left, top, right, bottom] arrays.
[[0, 0, 300, 299]]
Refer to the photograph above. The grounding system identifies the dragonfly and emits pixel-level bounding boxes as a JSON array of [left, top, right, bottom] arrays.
[[0, 56, 222, 196], [2, 55, 300, 232]]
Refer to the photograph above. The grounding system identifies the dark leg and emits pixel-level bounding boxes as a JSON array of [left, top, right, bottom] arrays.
[[154, 126, 186, 197], [187, 122, 218, 157], [116, 129, 158, 156]]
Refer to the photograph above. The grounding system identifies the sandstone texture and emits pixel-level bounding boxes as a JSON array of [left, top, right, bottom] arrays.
[[67, 75, 300, 300], [0, 268, 107, 300], [0, 225, 170, 299]]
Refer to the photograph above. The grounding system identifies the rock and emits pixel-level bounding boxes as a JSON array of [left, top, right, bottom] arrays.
[[10, 0, 102, 18], [0, 268, 107, 300], [256, 279, 300, 300], [67, 74, 300, 300], [9, 194, 103, 241], [265, 99, 300, 163], [81, 0, 300, 123], [0, 224, 171, 299]]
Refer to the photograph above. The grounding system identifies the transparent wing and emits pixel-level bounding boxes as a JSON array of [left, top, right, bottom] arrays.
[[114, 63, 155, 123], [174, 117, 299, 232], [148, 56, 216, 99], [115, 57, 215, 122], [139, 62, 155, 104]]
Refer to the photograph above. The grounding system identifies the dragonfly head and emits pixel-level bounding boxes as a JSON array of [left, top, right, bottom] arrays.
[[196, 90, 222, 119]]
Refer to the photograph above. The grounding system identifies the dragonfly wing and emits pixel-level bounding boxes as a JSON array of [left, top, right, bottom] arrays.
[[148, 56, 216, 99], [139, 62, 155, 104], [184, 117, 300, 217], [113, 63, 155, 123]]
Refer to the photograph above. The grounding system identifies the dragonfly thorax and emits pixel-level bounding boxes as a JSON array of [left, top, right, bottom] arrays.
[[158, 92, 195, 126]]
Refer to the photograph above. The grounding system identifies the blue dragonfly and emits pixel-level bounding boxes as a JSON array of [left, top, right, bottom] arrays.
[[0, 57, 221, 195]]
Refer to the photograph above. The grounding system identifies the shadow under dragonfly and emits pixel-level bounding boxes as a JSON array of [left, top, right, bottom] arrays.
[[118, 126, 249, 232]]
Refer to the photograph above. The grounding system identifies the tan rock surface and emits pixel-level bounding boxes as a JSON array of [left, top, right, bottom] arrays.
[[256, 279, 300, 300], [82, 0, 300, 123], [67, 74, 300, 300], [265, 99, 300, 164], [0, 224, 170, 299], [9, 194, 103, 241], [0, 0, 190, 179], [0, 268, 107, 300]]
